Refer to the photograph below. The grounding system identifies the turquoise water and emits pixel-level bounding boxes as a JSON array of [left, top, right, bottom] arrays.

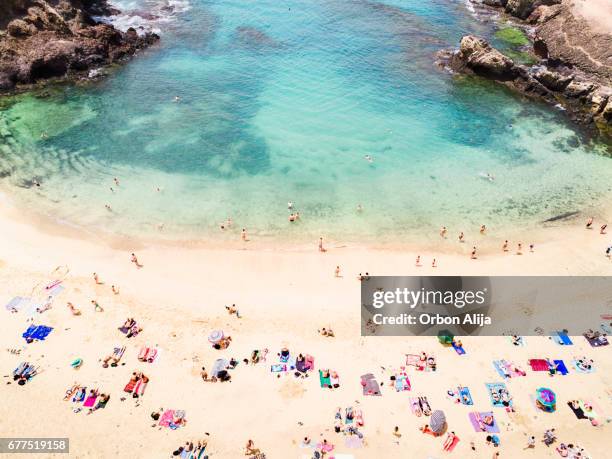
[[1, 0, 611, 244]]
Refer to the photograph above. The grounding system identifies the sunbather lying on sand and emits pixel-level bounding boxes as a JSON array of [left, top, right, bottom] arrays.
[[67, 302, 81, 316], [212, 336, 232, 350], [318, 327, 334, 337]]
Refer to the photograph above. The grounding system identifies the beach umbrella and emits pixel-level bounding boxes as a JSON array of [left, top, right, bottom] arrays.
[[429, 409, 447, 434], [208, 330, 224, 344], [437, 329, 454, 344], [536, 387, 556, 412]]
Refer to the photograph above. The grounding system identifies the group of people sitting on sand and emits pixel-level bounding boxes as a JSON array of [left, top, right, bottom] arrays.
[[171, 439, 208, 458], [102, 346, 125, 368], [318, 327, 334, 337], [172, 439, 208, 459], [119, 318, 142, 338], [12, 362, 38, 386]]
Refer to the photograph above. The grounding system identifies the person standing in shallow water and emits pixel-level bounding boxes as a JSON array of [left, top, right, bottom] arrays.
[[470, 247, 477, 259], [459, 232, 464, 242], [241, 228, 248, 241], [318, 237, 326, 252]]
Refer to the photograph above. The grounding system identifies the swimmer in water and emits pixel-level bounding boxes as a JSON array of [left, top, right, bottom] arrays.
[[364, 155, 373, 163], [288, 201, 294, 210], [486, 173, 495, 182], [105, 204, 112, 211], [356, 204, 363, 212], [114, 177, 120, 186], [174, 96, 180, 102]]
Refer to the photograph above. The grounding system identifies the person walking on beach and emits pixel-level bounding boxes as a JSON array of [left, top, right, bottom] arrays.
[[241, 228, 248, 242], [432, 258, 437, 268], [93, 273, 102, 284], [529, 244, 534, 252], [470, 247, 477, 259], [517, 243, 523, 255], [91, 299, 103, 312], [415, 256, 421, 267], [586, 217, 593, 229], [131, 253, 142, 268], [600, 224, 607, 234], [112, 285, 120, 295], [502, 240, 509, 252], [606, 246, 611, 258], [318, 237, 326, 252], [459, 232, 464, 243], [524, 435, 536, 449], [334, 266, 341, 277], [440, 226, 447, 238], [480, 225, 486, 234]]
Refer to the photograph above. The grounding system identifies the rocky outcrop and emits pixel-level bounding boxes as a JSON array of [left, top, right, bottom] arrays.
[[0, 0, 159, 92], [438, 35, 612, 138], [451, 35, 517, 80], [504, 0, 561, 20]]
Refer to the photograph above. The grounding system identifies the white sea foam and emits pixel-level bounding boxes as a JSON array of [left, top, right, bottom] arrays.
[[94, 0, 191, 34]]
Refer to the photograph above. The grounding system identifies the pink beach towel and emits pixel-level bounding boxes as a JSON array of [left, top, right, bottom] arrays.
[[159, 409, 175, 427], [83, 393, 98, 407]]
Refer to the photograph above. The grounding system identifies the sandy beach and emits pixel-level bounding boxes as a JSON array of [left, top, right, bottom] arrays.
[[1, 190, 611, 459]]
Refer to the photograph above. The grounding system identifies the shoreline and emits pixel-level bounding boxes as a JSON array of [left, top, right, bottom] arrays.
[[2, 186, 612, 272], [1, 181, 611, 459]]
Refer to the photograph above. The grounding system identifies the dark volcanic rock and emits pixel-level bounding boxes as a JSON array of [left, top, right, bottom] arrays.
[[0, 0, 159, 92]]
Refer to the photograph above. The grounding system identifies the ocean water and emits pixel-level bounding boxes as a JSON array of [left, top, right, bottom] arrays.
[[1, 0, 611, 244]]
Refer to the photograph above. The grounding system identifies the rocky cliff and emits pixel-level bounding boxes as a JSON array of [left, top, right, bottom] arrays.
[[439, 0, 612, 139], [0, 0, 158, 92]]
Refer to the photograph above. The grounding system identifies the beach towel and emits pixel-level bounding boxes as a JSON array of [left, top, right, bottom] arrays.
[[159, 409, 175, 427], [486, 383, 512, 407], [552, 360, 569, 375], [572, 360, 595, 374], [72, 387, 87, 403], [568, 401, 588, 419], [459, 386, 473, 405], [452, 343, 466, 355], [394, 375, 411, 392], [22, 325, 53, 342], [529, 359, 549, 372], [270, 364, 286, 373], [319, 370, 331, 388], [83, 392, 98, 407], [360, 374, 381, 396], [444, 435, 460, 452], [468, 411, 499, 433], [584, 334, 609, 347], [5, 296, 31, 312], [406, 354, 425, 370], [555, 331, 573, 345], [124, 379, 137, 393]]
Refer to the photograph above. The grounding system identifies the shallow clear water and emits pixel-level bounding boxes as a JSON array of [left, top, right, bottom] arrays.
[[1, 0, 611, 243]]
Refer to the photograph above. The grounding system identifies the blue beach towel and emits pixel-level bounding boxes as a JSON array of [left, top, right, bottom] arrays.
[[459, 386, 473, 405], [452, 343, 466, 355], [485, 382, 512, 407], [23, 325, 53, 342], [555, 331, 573, 345], [492, 361, 508, 379], [552, 359, 569, 375]]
